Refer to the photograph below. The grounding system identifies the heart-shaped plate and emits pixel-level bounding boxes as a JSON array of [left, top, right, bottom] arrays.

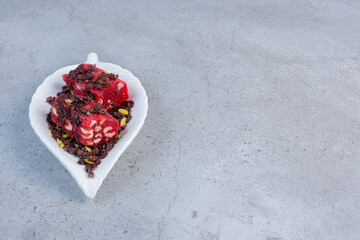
[[29, 53, 148, 198]]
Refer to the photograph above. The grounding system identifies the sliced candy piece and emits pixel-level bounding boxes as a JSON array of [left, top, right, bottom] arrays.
[[63, 64, 129, 110], [50, 96, 119, 146]]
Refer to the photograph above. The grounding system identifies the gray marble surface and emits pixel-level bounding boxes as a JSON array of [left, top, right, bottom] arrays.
[[1, 0, 360, 239]]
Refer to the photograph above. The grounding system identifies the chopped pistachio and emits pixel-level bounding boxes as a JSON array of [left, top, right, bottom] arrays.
[[85, 146, 92, 152], [84, 158, 94, 165], [120, 117, 127, 127], [118, 108, 129, 115], [65, 99, 72, 103], [56, 126, 61, 130], [48, 130, 52, 134], [56, 138, 64, 149], [62, 134, 69, 138], [117, 133, 122, 140], [75, 144, 79, 148]]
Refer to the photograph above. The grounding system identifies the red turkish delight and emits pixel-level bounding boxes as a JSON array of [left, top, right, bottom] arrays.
[[50, 96, 119, 146], [63, 64, 129, 110]]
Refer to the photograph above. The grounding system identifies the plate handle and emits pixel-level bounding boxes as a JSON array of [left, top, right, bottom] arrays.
[[86, 52, 99, 64]]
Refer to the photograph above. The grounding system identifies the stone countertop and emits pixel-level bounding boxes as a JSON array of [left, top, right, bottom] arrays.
[[1, 0, 360, 239]]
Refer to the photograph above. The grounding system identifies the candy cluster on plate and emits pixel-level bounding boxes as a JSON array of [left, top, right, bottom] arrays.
[[46, 64, 134, 177]]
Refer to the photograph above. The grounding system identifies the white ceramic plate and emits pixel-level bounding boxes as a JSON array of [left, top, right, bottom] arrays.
[[29, 53, 148, 198]]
